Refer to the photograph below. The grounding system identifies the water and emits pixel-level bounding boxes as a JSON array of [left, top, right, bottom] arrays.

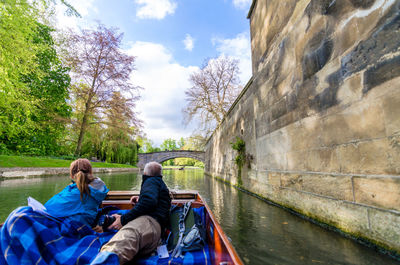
[[0, 170, 398, 265]]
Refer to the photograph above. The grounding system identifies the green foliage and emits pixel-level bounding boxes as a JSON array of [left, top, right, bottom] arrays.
[[183, 135, 206, 151], [174, 158, 204, 168], [137, 137, 161, 153], [0, 0, 41, 92], [160, 138, 178, 151], [159, 138, 179, 165], [18, 23, 71, 155], [162, 159, 175, 166], [0, 0, 41, 154], [231, 137, 245, 186], [177, 137, 185, 149], [0, 3, 71, 156]]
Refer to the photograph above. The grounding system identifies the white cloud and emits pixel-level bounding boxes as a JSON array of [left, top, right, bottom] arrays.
[[232, 0, 252, 10], [135, 0, 177, 20], [125, 42, 199, 146], [183, 34, 194, 51], [212, 32, 252, 85]]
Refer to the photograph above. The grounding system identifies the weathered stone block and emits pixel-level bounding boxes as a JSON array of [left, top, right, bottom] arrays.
[[336, 73, 363, 106], [321, 101, 386, 147], [275, 188, 370, 234], [388, 133, 400, 174], [248, 177, 278, 200], [266, 171, 282, 187], [249, 0, 298, 73], [364, 56, 400, 94], [337, 139, 390, 174], [258, 153, 288, 171], [353, 176, 400, 211], [286, 150, 307, 171], [280, 173, 353, 201], [255, 110, 271, 138], [260, 129, 291, 156], [368, 208, 400, 250], [287, 115, 323, 151], [271, 97, 288, 121], [253, 170, 269, 184], [381, 83, 400, 137], [302, 32, 333, 80], [304, 148, 340, 173]]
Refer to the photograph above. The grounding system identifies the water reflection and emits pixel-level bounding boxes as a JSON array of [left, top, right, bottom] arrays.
[[0, 170, 398, 265]]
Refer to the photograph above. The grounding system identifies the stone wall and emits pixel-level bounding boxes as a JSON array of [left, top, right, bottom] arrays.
[[205, 0, 400, 254]]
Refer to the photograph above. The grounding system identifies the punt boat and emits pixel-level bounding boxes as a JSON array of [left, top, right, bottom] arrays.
[[0, 190, 243, 265], [104, 190, 243, 265]]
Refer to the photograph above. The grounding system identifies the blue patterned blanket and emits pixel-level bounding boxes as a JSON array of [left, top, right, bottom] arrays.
[[0, 206, 117, 265], [1, 207, 210, 265]]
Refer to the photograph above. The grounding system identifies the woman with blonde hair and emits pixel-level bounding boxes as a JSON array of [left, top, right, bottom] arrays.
[[44, 158, 109, 227]]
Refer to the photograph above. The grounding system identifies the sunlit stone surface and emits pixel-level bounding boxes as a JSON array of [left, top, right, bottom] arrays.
[[205, 0, 400, 255]]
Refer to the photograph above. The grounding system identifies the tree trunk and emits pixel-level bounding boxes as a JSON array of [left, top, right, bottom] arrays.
[[74, 101, 91, 156]]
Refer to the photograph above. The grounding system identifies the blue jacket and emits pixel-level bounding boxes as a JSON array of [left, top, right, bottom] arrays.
[[44, 182, 109, 226]]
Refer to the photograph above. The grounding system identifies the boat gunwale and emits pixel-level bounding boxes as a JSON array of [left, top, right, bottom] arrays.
[[197, 193, 244, 265]]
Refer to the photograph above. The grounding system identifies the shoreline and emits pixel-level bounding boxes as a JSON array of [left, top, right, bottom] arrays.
[[0, 167, 139, 179]]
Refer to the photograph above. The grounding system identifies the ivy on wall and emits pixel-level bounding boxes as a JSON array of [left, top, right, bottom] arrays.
[[231, 137, 245, 186]]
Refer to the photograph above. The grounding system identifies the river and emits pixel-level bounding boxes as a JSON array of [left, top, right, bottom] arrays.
[[0, 169, 398, 265]]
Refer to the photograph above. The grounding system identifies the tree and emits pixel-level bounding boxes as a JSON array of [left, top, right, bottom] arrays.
[[19, 23, 72, 155], [66, 24, 140, 155], [101, 91, 139, 164], [0, 21, 71, 155], [0, 0, 77, 98], [183, 134, 206, 151], [0, 0, 43, 153], [183, 56, 242, 137], [177, 137, 185, 149], [174, 135, 205, 167], [137, 137, 159, 153], [0, 0, 78, 154], [160, 138, 178, 151]]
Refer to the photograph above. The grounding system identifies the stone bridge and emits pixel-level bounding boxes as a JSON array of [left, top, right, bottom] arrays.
[[137, 150, 205, 169]]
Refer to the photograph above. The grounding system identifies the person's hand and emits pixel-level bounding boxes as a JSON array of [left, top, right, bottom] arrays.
[[93, 225, 103, 233], [108, 214, 122, 230], [130, 195, 139, 205]]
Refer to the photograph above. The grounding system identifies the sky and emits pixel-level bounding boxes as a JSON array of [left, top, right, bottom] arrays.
[[56, 0, 253, 146]]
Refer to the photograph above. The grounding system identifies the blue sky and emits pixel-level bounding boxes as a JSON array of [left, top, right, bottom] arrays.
[[56, 0, 253, 146]]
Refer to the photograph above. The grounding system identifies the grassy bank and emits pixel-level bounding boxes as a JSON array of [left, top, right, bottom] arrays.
[[0, 155, 136, 168]]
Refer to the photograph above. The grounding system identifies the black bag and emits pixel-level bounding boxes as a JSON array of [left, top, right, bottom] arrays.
[[168, 204, 206, 254]]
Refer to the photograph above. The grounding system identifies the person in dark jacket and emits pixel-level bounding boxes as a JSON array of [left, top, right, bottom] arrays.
[[97, 161, 171, 264]]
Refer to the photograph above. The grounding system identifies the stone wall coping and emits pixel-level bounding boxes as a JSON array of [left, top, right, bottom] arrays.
[[247, 0, 257, 19]]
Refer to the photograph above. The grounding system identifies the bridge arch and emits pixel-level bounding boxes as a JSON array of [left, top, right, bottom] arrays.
[[137, 150, 205, 169]]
